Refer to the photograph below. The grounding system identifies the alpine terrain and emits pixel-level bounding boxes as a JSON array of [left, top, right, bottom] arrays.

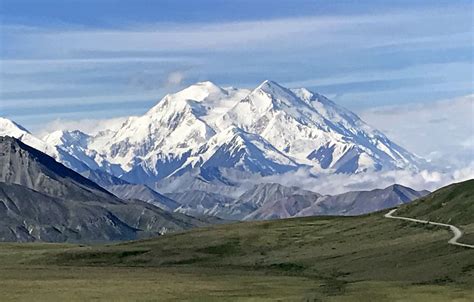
[[0, 136, 211, 242], [0, 81, 429, 222], [35, 80, 422, 189], [1, 180, 470, 301]]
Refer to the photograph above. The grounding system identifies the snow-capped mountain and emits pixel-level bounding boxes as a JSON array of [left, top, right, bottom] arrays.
[[92, 81, 250, 174], [172, 126, 300, 177], [0, 118, 127, 187], [4, 80, 423, 189], [0, 117, 90, 174], [219, 81, 419, 173], [0, 118, 55, 156]]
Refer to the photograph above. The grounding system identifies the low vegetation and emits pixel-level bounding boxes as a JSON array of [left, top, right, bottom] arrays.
[[1, 180, 473, 301], [397, 179, 474, 225], [1, 213, 473, 301]]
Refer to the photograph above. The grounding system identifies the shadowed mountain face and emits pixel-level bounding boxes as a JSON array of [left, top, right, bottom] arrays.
[[110, 180, 428, 221], [296, 184, 430, 217], [80, 168, 130, 187], [0, 136, 210, 243], [105, 183, 180, 212], [0, 182, 135, 242], [219, 183, 321, 220], [204, 183, 428, 221], [165, 190, 234, 218], [0, 136, 113, 202]]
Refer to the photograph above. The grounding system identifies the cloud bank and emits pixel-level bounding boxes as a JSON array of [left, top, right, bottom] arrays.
[[359, 94, 474, 169], [36, 116, 129, 138], [246, 164, 474, 195]]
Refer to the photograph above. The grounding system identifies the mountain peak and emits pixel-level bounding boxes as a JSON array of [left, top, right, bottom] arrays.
[[37, 80, 421, 180], [0, 117, 30, 134], [255, 80, 285, 92], [231, 80, 294, 116], [0, 117, 56, 156], [0, 136, 112, 198], [195, 80, 221, 88], [249, 80, 304, 109], [386, 184, 408, 190], [146, 81, 229, 119], [384, 183, 426, 195], [175, 81, 226, 102], [43, 129, 90, 146]]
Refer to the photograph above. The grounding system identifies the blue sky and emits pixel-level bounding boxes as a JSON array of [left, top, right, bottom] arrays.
[[0, 0, 473, 132]]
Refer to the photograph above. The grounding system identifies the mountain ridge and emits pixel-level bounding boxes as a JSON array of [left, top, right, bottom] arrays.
[[32, 80, 423, 187], [0, 136, 212, 242]]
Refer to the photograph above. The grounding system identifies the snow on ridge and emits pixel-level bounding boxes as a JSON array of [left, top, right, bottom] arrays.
[[0, 117, 55, 156], [2, 80, 424, 185]]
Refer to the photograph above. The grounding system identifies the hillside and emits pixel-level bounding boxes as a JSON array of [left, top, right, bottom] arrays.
[[1, 180, 470, 300], [0, 136, 211, 242], [0, 136, 113, 202], [174, 182, 428, 220], [397, 179, 474, 225], [105, 183, 180, 211], [0, 118, 121, 186], [298, 184, 430, 217]]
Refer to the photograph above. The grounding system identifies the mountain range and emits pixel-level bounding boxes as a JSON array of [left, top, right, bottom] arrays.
[[23, 80, 423, 188], [0, 80, 433, 241], [166, 182, 428, 220], [0, 133, 428, 242], [0, 136, 211, 242]]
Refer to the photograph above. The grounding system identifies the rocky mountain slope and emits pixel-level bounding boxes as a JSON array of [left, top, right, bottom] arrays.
[[0, 80, 430, 225], [160, 182, 428, 220], [0, 118, 125, 188], [0, 136, 210, 242], [166, 190, 234, 218], [296, 184, 430, 217], [215, 183, 321, 220], [106, 183, 180, 211], [216, 183, 428, 220]]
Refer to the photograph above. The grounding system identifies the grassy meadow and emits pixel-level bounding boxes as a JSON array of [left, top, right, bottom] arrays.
[[1, 212, 473, 301]]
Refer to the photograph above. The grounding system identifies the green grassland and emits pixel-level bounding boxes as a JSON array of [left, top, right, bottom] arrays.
[[397, 179, 474, 226], [1, 180, 473, 301], [1, 211, 473, 301]]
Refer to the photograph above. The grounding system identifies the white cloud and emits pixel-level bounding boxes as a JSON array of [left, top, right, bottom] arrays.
[[29, 93, 473, 195], [128, 70, 189, 91], [358, 95, 474, 169], [230, 94, 474, 194], [285, 62, 471, 89], [248, 164, 474, 195], [1, 93, 160, 110], [1, 56, 195, 67], [3, 7, 470, 56], [36, 116, 129, 137], [165, 71, 186, 87]]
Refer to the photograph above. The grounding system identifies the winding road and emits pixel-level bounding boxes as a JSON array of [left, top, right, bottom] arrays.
[[385, 209, 474, 249]]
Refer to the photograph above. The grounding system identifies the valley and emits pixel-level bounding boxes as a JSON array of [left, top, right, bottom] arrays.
[[0, 180, 472, 301], [0, 135, 428, 243]]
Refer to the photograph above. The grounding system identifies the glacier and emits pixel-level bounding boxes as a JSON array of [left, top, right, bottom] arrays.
[[2, 80, 424, 190]]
